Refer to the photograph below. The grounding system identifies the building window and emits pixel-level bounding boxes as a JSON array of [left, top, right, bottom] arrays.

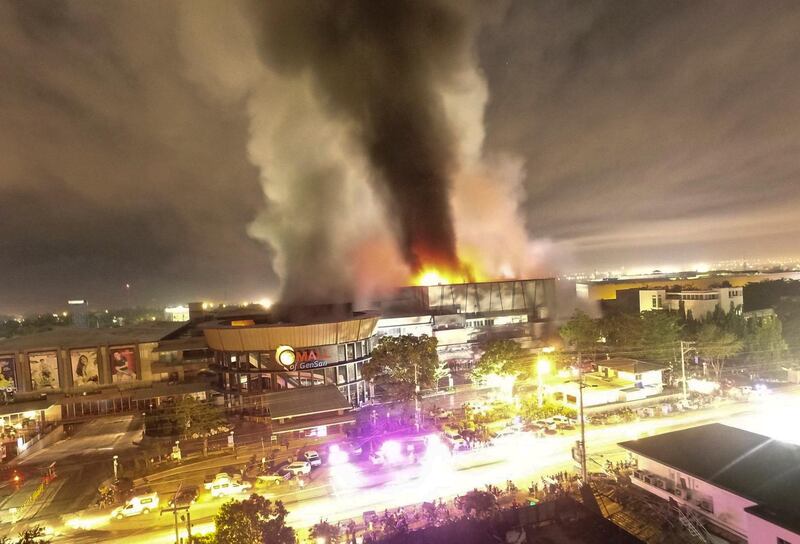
[[355, 341, 363, 359], [346, 343, 355, 361], [337, 345, 346, 362], [337, 365, 347, 385]]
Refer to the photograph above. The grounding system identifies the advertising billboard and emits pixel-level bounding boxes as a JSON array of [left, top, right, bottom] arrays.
[[0, 356, 16, 392], [28, 351, 60, 390], [110, 347, 137, 383], [70, 349, 99, 387]]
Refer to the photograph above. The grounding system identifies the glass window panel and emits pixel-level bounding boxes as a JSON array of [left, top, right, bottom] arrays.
[[346, 343, 355, 361], [337, 345, 346, 362], [337, 365, 347, 385], [355, 361, 362, 380]]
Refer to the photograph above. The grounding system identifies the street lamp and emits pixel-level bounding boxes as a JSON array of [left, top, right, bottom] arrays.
[[536, 357, 551, 407]]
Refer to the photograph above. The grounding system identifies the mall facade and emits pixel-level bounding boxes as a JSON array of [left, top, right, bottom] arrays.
[[201, 306, 379, 408]]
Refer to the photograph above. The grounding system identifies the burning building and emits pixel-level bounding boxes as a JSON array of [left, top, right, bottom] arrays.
[[375, 278, 556, 374]]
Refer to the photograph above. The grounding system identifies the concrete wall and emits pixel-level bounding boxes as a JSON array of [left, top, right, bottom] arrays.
[[745, 511, 800, 544], [634, 456, 756, 539]]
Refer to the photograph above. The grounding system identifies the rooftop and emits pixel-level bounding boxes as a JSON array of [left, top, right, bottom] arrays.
[[597, 358, 667, 374], [619, 423, 800, 534], [0, 323, 184, 352]]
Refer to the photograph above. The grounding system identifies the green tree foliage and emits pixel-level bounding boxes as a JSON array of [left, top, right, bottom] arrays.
[[362, 335, 439, 402], [637, 311, 682, 362], [599, 311, 682, 362], [696, 323, 743, 380], [309, 519, 341, 543], [455, 489, 497, 519], [213, 495, 295, 544], [0, 526, 50, 544], [559, 310, 601, 354], [598, 313, 641, 347], [432, 359, 451, 391], [175, 396, 224, 457], [471, 339, 526, 381], [519, 397, 576, 422], [744, 317, 788, 361]]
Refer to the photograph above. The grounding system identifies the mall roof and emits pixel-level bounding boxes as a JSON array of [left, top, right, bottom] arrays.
[[263, 385, 350, 419], [619, 423, 800, 533], [597, 357, 667, 373], [0, 323, 184, 352]]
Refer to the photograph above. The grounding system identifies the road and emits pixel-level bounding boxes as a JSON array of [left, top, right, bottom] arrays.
[[36, 388, 798, 543]]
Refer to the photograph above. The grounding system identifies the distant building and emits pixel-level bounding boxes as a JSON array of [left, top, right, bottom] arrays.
[[620, 423, 800, 544], [547, 357, 666, 408], [164, 305, 190, 322], [67, 299, 89, 328], [577, 270, 800, 303], [639, 287, 743, 318]]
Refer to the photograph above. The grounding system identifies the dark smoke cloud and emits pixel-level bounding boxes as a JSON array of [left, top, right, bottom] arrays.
[[247, 0, 476, 272]]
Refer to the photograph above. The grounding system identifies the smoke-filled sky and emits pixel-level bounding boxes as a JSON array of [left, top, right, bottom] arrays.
[[2, 0, 800, 313]]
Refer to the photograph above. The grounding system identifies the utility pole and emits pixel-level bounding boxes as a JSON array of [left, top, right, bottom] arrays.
[[680, 341, 696, 403], [112, 455, 119, 481], [577, 353, 588, 482], [414, 362, 420, 432], [162, 483, 189, 544]]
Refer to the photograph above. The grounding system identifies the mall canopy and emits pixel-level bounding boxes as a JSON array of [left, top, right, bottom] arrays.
[[262, 385, 351, 419]]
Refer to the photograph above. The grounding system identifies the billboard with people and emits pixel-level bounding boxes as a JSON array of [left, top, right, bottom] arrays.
[[70, 349, 100, 387], [110, 347, 137, 383], [28, 351, 60, 390], [0, 356, 16, 392]]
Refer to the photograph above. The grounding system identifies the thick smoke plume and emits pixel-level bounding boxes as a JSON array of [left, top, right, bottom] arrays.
[[178, 1, 542, 304], [247, 0, 475, 273]]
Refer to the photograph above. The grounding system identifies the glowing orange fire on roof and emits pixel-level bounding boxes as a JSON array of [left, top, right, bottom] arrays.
[[411, 249, 487, 287]]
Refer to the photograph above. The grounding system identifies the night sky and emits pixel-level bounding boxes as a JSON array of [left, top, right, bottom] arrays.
[[2, 1, 799, 313]]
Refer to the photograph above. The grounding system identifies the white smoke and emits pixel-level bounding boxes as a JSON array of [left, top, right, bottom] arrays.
[[177, 1, 405, 304], [177, 1, 548, 304]]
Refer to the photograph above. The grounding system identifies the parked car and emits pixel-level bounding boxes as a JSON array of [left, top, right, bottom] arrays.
[[112, 493, 159, 519], [493, 427, 517, 441], [303, 450, 322, 467], [255, 474, 286, 487], [169, 486, 198, 507], [210, 480, 252, 498], [550, 415, 574, 425], [449, 435, 469, 450], [281, 461, 311, 477]]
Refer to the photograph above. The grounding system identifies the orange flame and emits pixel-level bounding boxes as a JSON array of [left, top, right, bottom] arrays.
[[411, 251, 487, 287]]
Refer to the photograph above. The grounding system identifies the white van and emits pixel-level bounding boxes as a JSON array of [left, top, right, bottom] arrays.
[[112, 492, 160, 519], [210, 480, 252, 498]]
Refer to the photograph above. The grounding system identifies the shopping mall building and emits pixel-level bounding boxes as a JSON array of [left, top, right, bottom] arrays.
[[0, 278, 555, 457]]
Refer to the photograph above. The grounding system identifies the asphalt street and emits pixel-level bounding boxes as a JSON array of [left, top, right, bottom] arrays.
[[42, 389, 800, 544]]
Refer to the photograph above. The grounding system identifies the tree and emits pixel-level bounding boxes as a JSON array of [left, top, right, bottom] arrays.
[[520, 397, 576, 422], [471, 339, 526, 381], [310, 519, 341, 543], [175, 396, 224, 457], [0, 526, 50, 544], [455, 489, 497, 519], [637, 311, 682, 362], [213, 495, 295, 544], [432, 359, 451, 391], [560, 310, 600, 357], [362, 335, 439, 403], [697, 323, 743, 381], [744, 317, 787, 362]]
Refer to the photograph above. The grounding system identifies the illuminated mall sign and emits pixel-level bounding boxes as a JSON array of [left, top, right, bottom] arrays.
[[275, 346, 331, 370]]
